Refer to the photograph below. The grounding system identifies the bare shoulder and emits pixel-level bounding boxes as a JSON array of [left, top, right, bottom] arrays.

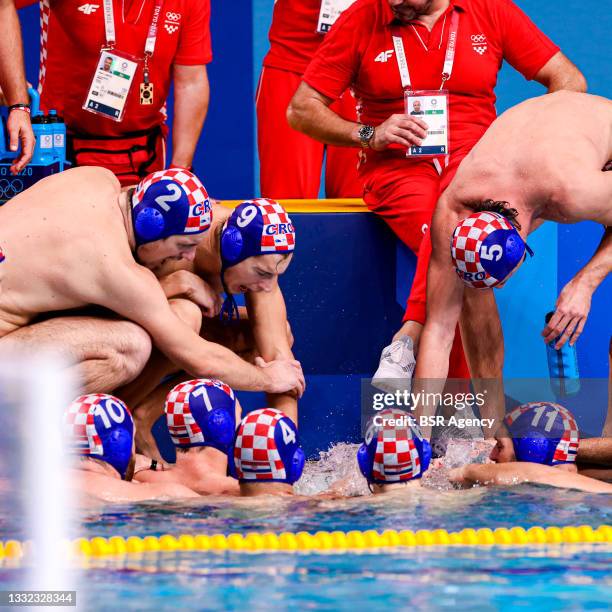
[[138, 481, 199, 499], [213, 200, 232, 225]]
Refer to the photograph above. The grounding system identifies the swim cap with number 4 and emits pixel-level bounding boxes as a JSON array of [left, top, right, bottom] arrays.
[[131, 169, 212, 247], [230, 408, 305, 484], [451, 211, 531, 288], [221, 198, 295, 268]]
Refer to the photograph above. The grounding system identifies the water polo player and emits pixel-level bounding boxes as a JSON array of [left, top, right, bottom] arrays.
[[125, 198, 303, 458], [357, 409, 432, 494], [450, 402, 612, 493], [64, 393, 197, 502], [413, 92, 611, 453], [230, 408, 305, 496], [0, 168, 302, 399], [134, 378, 239, 495]]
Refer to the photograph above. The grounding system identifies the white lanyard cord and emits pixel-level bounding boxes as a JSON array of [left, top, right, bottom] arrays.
[[102, 0, 163, 57], [392, 10, 460, 92]]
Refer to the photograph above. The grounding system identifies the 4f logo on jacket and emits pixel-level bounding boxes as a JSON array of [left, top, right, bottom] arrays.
[[77, 3, 99, 15], [375, 50, 394, 63]]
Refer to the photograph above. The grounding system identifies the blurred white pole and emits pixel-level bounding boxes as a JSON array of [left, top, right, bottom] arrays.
[[17, 354, 77, 592]]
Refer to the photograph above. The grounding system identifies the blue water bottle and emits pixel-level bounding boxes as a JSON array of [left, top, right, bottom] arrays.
[[47, 110, 66, 169], [545, 311, 580, 396], [31, 113, 55, 166]]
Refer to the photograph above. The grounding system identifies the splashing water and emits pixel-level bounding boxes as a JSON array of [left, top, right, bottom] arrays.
[[295, 443, 370, 497], [295, 439, 497, 496]]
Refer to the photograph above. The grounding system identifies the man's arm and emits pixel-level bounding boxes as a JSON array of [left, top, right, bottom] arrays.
[[171, 64, 209, 168], [100, 264, 304, 395], [287, 82, 427, 150], [414, 197, 466, 383], [543, 227, 612, 348], [533, 51, 587, 93], [578, 437, 612, 466], [246, 286, 298, 424], [0, 0, 34, 173], [450, 462, 612, 494]]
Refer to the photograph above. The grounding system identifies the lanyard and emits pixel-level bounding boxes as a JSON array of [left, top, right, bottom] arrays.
[[102, 0, 164, 58], [392, 10, 460, 92]]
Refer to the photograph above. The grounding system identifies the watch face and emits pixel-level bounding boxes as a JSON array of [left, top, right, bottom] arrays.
[[360, 125, 374, 143]]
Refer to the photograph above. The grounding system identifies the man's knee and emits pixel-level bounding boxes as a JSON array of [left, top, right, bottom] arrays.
[[170, 298, 203, 334], [107, 323, 152, 386]]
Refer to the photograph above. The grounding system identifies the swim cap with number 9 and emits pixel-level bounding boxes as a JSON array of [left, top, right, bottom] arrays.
[[220, 198, 295, 268]]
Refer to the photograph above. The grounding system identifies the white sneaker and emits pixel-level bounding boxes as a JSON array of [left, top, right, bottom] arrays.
[[371, 336, 416, 393]]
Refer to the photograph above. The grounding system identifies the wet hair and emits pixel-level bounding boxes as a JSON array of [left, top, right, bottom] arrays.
[[470, 199, 521, 230]]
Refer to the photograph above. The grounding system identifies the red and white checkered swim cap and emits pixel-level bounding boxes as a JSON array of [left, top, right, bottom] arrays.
[[220, 198, 295, 267], [358, 409, 431, 484], [64, 394, 134, 478], [164, 378, 236, 453], [505, 402, 579, 465], [131, 168, 212, 246], [451, 211, 529, 289], [231, 408, 304, 484]]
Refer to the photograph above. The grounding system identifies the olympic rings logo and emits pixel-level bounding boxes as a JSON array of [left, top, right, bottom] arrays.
[[471, 34, 486, 43], [0, 178, 24, 199], [165, 11, 181, 21]]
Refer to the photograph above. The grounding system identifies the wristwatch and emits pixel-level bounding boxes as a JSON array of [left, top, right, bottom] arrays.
[[358, 124, 375, 149]]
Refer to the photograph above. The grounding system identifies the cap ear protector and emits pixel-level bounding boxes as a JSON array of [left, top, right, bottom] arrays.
[[357, 409, 431, 485], [512, 430, 559, 465], [220, 224, 244, 265], [229, 409, 305, 484], [134, 202, 166, 243], [274, 417, 305, 484], [95, 425, 134, 480]]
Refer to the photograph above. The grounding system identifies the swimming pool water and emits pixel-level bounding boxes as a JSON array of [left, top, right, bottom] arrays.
[[1, 444, 611, 610]]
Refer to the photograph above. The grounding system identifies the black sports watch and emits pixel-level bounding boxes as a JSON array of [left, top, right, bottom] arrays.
[[358, 124, 375, 149]]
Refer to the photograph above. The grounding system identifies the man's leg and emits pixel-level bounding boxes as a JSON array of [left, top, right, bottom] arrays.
[[604, 336, 612, 437], [256, 66, 324, 199], [325, 91, 363, 198], [0, 315, 152, 392], [363, 159, 469, 385]]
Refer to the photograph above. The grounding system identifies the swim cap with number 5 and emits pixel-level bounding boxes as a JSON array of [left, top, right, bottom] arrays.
[[131, 169, 212, 246], [451, 211, 530, 289]]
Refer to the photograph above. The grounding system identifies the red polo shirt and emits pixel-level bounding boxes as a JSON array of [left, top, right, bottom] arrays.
[[303, 0, 559, 154], [263, 0, 324, 75], [17, 0, 211, 137]]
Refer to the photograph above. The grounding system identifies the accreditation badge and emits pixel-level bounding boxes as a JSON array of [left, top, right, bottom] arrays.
[[83, 50, 138, 122], [316, 0, 357, 33], [404, 90, 449, 157]]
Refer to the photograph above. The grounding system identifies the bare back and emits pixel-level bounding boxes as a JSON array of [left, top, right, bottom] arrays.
[[0, 167, 134, 336], [447, 92, 612, 225]]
